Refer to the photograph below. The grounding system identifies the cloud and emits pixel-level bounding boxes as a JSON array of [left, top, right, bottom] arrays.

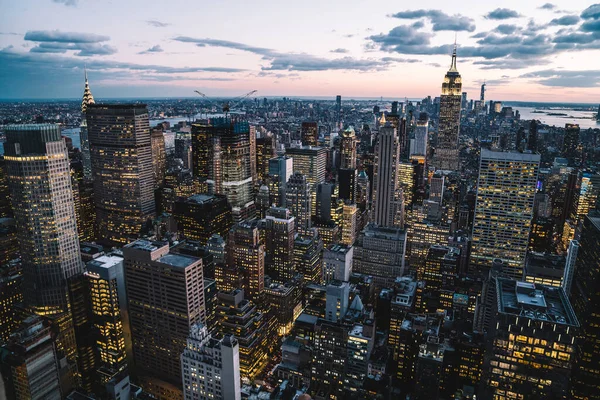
[[494, 24, 519, 34], [28, 42, 118, 56], [485, 8, 521, 20], [146, 20, 171, 28], [174, 36, 407, 72], [473, 58, 550, 69], [52, 0, 77, 6], [390, 9, 476, 32], [173, 37, 275, 56], [330, 48, 349, 54], [581, 19, 600, 33], [539, 3, 556, 10], [139, 45, 164, 54], [24, 30, 109, 43], [550, 15, 581, 25], [521, 69, 600, 87], [581, 4, 600, 19]]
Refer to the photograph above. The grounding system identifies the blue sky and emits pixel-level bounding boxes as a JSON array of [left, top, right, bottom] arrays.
[[1, 0, 600, 101]]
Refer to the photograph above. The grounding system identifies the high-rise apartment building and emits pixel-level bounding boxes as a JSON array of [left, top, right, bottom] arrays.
[[124, 240, 205, 392], [87, 104, 155, 244], [265, 207, 296, 283], [181, 323, 241, 400], [471, 150, 540, 278], [4, 124, 83, 315], [571, 214, 600, 399], [433, 46, 462, 171], [372, 122, 400, 227]]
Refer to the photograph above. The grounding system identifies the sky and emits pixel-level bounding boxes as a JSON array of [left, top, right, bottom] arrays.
[[1, 0, 600, 102]]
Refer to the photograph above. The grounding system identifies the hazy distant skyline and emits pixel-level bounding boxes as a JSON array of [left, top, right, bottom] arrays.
[[1, 1, 600, 101]]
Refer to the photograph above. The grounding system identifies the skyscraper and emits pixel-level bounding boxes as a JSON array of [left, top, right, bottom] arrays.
[[227, 221, 265, 302], [471, 150, 540, 278], [124, 240, 205, 394], [268, 155, 293, 207], [527, 120, 538, 152], [256, 135, 276, 183], [3, 124, 82, 315], [191, 119, 256, 222], [87, 104, 155, 245], [570, 214, 600, 399], [434, 45, 462, 171], [301, 121, 319, 146], [265, 207, 296, 283], [173, 194, 233, 245], [286, 146, 327, 187], [339, 127, 358, 169], [1, 316, 62, 400], [80, 68, 95, 179], [562, 123, 580, 166], [181, 323, 241, 400], [151, 128, 166, 188], [215, 289, 274, 381], [285, 172, 312, 234], [483, 279, 578, 399], [372, 121, 400, 227]]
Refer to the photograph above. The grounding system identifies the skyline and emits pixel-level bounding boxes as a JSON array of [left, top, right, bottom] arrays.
[[1, 1, 600, 101]]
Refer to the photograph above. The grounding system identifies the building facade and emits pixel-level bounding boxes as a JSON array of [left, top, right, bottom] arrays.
[[87, 104, 155, 244]]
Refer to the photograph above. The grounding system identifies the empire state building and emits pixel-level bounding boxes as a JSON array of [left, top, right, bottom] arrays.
[[433, 45, 462, 171]]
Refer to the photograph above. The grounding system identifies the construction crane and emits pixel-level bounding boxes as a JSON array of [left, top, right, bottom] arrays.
[[222, 90, 257, 116], [194, 90, 207, 98]]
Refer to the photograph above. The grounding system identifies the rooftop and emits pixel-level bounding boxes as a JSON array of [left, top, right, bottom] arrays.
[[126, 240, 163, 252], [186, 193, 222, 204], [496, 278, 578, 327], [158, 253, 199, 268], [481, 148, 540, 162], [87, 255, 123, 270]]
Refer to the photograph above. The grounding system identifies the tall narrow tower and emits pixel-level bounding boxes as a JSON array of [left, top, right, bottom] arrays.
[[372, 119, 400, 227], [80, 67, 95, 179], [433, 45, 462, 171]]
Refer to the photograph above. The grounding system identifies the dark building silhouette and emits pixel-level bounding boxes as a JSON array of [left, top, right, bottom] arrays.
[[87, 104, 155, 245]]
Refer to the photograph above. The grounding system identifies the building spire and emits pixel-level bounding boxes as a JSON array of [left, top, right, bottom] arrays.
[[449, 36, 458, 72], [81, 66, 95, 114]]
